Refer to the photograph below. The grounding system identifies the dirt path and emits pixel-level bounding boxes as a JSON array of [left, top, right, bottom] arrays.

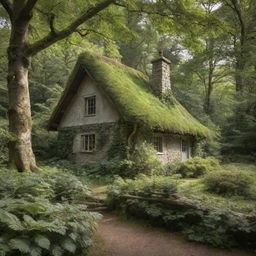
[[88, 213, 255, 256]]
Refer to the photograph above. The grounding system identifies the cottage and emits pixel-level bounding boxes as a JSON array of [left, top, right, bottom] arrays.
[[48, 51, 210, 164]]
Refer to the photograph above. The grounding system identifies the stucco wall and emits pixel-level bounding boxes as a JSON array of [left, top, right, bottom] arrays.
[[59, 76, 120, 128]]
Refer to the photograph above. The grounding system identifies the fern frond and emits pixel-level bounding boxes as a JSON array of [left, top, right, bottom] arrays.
[[9, 238, 30, 253], [61, 238, 76, 253], [34, 234, 50, 250]]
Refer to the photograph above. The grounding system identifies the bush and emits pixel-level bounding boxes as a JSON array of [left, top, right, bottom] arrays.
[[108, 175, 256, 249], [108, 175, 178, 199], [203, 170, 253, 197], [0, 169, 100, 256], [82, 142, 163, 178], [130, 142, 163, 176], [0, 125, 13, 167], [175, 157, 220, 178]]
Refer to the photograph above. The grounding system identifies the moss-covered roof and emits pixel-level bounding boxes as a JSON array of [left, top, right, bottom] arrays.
[[48, 51, 211, 137]]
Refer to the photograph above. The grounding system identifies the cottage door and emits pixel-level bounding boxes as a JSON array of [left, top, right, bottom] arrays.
[[181, 140, 189, 161]]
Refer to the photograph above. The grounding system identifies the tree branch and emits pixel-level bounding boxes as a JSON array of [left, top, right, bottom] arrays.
[[0, 0, 13, 21], [27, 0, 115, 56], [76, 28, 115, 41], [22, 0, 38, 16]]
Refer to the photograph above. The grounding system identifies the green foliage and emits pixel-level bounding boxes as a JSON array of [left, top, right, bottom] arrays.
[[203, 170, 254, 197], [80, 142, 162, 178], [56, 128, 76, 159], [0, 121, 14, 167], [108, 175, 256, 248], [0, 169, 100, 256], [175, 157, 220, 178], [222, 93, 256, 156], [108, 175, 177, 199], [130, 142, 163, 176]]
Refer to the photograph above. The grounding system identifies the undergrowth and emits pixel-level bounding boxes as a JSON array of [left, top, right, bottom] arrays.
[[0, 168, 101, 256]]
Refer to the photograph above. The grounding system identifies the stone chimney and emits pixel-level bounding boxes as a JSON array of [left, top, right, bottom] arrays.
[[150, 51, 171, 97]]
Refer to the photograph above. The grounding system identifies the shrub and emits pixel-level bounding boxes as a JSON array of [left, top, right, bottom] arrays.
[[175, 157, 220, 178], [130, 142, 163, 176], [0, 125, 13, 167], [108, 175, 256, 249], [108, 175, 178, 199], [83, 142, 163, 178], [203, 170, 253, 197], [0, 169, 100, 256]]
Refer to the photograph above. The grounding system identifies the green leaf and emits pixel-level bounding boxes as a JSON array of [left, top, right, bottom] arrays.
[[34, 234, 50, 250], [30, 246, 42, 256], [62, 238, 76, 253], [0, 209, 23, 231], [52, 245, 63, 256], [9, 238, 30, 253]]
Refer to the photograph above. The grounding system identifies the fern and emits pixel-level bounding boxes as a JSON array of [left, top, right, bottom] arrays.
[[0, 169, 101, 256], [9, 238, 31, 253], [34, 234, 50, 250]]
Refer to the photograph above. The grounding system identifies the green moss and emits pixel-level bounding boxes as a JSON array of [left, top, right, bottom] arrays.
[[78, 52, 211, 137], [50, 51, 212, 137]]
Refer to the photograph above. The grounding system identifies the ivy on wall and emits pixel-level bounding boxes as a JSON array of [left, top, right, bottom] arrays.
[[57, 122, 122, 160]]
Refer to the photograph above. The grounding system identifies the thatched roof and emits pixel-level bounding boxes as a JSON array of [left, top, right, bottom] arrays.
[[48, 51, 211, 137]]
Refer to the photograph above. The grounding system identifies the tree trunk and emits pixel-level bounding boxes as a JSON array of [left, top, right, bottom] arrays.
[[204, 39, 214, 115], [7, 1, 37, 172], [235, 52, 246, 92]]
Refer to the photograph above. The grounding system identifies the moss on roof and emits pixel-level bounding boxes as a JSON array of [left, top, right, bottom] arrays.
[[49, 51, 211, 137]]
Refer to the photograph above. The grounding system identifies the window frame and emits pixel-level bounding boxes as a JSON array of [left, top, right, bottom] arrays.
[[84, 95, 96, 116], [81, 133, 96, 153], [152, 135, 163, 153], [181, 139, 190, 158]]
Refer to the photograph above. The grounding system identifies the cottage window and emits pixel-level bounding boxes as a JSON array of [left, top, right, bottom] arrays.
[[181, 139, 188, 152], [153, 136, 163, 153], [181, 139, 190, 159], [81, 134, 95, 152], [85, 96, 96, 116]]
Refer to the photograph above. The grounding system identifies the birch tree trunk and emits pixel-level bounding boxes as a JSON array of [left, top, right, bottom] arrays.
[[7, 0, 37, 172]]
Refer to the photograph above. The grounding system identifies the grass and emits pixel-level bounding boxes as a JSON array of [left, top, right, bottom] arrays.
[[223, 162, 256, 173], [177, 162, 256, 215], [178, 179, 256, 214]]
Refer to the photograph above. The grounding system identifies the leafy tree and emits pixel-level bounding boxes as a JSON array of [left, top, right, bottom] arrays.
[[0, 0, 123, 172]]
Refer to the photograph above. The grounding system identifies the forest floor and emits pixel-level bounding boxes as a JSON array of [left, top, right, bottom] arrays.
[[88, 213, 255, 256], [87, 162, 256, 256]]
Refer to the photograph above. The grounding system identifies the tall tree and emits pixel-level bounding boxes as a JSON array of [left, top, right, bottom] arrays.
[[0, 0, 115, 172], [222, 0, 256, 92]]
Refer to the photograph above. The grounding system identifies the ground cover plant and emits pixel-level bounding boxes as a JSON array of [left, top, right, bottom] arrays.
[[203, 170, 254, 197], [107, 168, 256, 249], [0, 168, 101, 256], [167, 157, 221, 178]]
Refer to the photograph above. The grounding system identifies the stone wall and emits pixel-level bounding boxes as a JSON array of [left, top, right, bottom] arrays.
[[156, 134, 182, 164], [58, 122, 119, 164]]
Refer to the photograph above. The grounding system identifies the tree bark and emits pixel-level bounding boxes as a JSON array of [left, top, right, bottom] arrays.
[[204, 39, 214, 115], [7, 0, 37, 172]]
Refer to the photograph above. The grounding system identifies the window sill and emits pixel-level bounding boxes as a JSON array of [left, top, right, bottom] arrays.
[[157, 152, 164, 155], [84, 114, 96, 117]]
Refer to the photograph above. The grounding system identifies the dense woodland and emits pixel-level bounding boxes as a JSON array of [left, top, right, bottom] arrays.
[[0, 1, 256, 255]]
